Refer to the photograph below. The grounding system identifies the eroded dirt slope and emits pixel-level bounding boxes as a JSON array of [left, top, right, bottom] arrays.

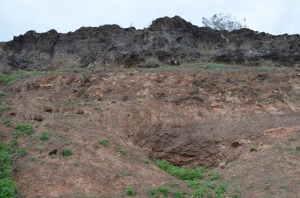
[[1, 65, 300, 197]]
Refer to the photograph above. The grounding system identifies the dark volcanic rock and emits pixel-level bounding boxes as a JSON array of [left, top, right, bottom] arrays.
[[1, 15, 300, 70]]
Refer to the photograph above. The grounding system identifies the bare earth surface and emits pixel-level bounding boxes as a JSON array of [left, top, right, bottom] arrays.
[[1, 64, 300, 197]]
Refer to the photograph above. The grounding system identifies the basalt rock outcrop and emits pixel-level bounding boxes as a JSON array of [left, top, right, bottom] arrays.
[[1, 15, 300, 70]]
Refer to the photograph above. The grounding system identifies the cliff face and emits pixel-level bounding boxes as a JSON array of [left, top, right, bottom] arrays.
[[1, 15, 300, 70]]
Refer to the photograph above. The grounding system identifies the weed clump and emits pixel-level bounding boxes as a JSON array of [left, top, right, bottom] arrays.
[[0, 144, 16, 197], [155, 160, 207, 180], [99, 139, 110, 147], [14, 124, 33, 136], [40, 132, 50, 141], [62, 149, 73, 157], [115, 145, 127, 156], [125, 186, 135, 196]]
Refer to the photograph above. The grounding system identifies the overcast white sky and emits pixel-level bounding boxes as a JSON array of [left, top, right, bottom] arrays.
[[0, 0, 299, 41]]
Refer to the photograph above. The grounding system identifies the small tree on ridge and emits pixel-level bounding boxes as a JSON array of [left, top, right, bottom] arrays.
[[202, 13, 247, 31]]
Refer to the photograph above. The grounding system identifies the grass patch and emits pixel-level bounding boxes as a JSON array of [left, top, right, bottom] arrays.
[[173, 190, 184, 198], [188, 180, 201, 189], [16, 147, 27, 157], [189, 188, 212, 198], [14, 124, 34, 136], [3, 119, 13, 127], [40, 132, 50, 141], [147, 188, 157, 197], [249, 147, 258, 152], [207, 172, 221, 181], [155, 160, 207, 180], [99, 139, 110, 147], [0, 91, 6, 97], [115, 145, 127, 156], [215, 183, 227, 195], [0, 144, 16, 197], [143, 159, 150, 164], [158, 186, 170, 197], [62, 149, 73, 157], [0, 105, 9, 114], [0, 71, 43, 85], [62, 99, 71, 107], [296, 146, 300, 152], [125, 186, 135, 196]]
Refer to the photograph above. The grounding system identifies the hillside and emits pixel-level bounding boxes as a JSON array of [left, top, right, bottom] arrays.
[[0, 64, 300, 197], [1, 15, 300, 198]]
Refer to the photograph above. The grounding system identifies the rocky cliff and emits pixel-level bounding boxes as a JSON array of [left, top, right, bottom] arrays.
[[1, 15, 300, 71]]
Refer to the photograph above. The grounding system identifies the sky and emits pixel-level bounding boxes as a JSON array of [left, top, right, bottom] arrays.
[[0, 0, 299, 41]]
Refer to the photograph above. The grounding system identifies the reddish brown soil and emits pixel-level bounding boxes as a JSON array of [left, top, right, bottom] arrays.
[[1, 66, 300, 197]]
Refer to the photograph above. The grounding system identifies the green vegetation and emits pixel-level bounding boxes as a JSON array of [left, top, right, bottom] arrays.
[[190, 188, 212, 198], [0, 91, 6, 97], [208, 172, 221, 181], [32, 135, 39, 141], [16, 147, 27, 157], [296, 146, 300, 152], [158, 186, 170, 197], [40, 132, 50, 141], [74, 162, 79, 167], [0, 70, 43, 85], [249, 147, 258, 152], [125, 186, 135, 196], [173, 190, 184, 198], [3, 119, 13, 127], [152, 160, 234, 197], [0, 105, 9, 113], [147, 188, 157, 197], [143, 159, 150, 164], [188, 180, 202, 189], [35, 147, 44, 152], [0, 144, 16, 197], [215, 183, 227, 195], [62, 99, 71, 106], [155, 160, 207, 180], [14, 124, 34, 136], [99, 139, 110, 147], [62, 149, 73, 157], [204, 63, 225, 71], [284, 146, 293, 151], [115, 145, 127, 156]]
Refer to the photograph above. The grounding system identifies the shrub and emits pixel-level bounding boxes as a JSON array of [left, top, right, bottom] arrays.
[[202, 13, 247, 31], [138, 57, 161, 68]]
